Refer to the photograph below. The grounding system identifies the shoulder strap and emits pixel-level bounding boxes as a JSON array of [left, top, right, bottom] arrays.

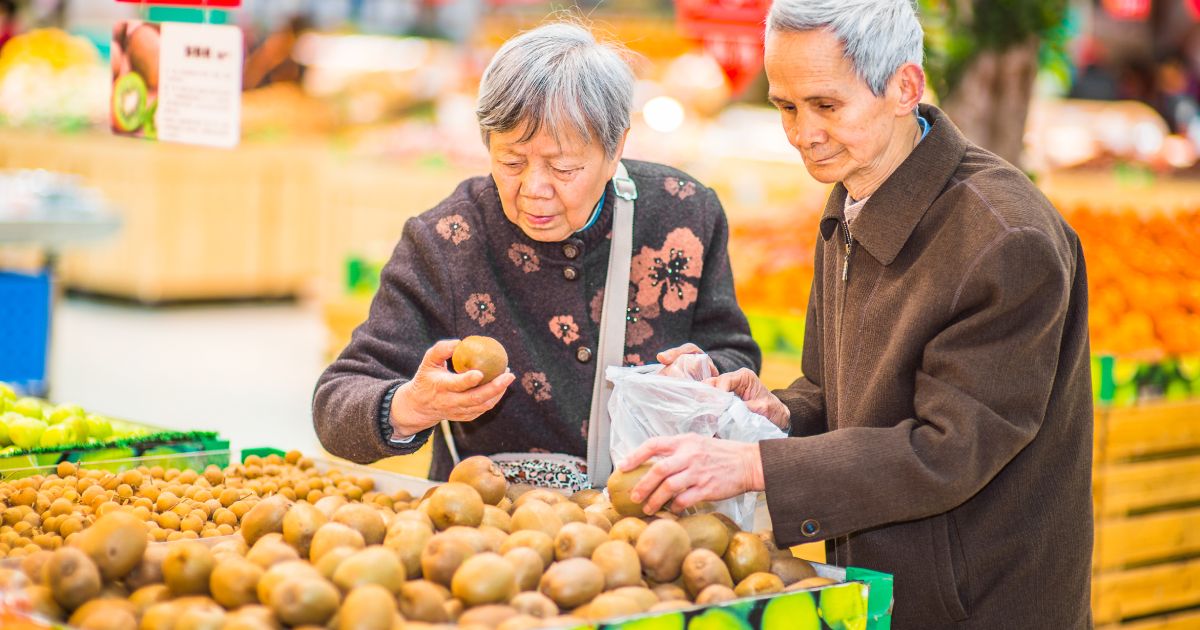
[[587, 161, 636, 488]]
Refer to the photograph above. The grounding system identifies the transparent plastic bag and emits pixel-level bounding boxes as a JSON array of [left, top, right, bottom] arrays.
[[606, 356, 786, 530]]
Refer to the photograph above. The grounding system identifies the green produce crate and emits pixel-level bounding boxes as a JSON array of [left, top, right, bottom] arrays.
[[0, 441, 230, 481]]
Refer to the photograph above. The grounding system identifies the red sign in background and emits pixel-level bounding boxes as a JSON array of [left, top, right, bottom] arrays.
[[115, 0, 242, 7], [675, 0, 770, 95]]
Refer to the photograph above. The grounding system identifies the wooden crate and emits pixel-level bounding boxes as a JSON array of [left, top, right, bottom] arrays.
[[1094, 401, 1200, 627]]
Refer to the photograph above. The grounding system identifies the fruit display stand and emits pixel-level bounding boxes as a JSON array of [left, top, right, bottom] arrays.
[[0, 448, 892, 630], [1092, 400, 1200, 628]]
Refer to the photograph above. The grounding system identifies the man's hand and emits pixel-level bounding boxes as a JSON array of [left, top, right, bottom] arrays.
[[620, 434, 765, 515], [657, 343, 718, 379], [707, 368, 791, 430], [390, 340, 515, 437]]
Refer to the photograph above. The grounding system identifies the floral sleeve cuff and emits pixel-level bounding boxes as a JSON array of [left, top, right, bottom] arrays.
[[378, 381, 433, 453]]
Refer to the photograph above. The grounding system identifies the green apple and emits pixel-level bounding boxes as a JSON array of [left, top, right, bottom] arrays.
[[46, 404, 86, 425], [85, 414, 113, 441], [7, 416, 47, 450], [66, 415, 90, 441], [0, 415, 10, 447], [11, 397, 47, 419], [0, 382, 15, 403], [39, 423, 78, 448]]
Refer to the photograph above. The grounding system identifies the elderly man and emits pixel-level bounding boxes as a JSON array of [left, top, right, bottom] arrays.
[[630, 1, 1093, 627]]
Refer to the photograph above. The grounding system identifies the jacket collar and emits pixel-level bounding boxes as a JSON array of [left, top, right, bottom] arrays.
[[819, 104, 969, 266]]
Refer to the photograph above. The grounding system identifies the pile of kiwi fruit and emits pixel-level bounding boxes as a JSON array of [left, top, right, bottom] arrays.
[[0, 454, 837, 629]]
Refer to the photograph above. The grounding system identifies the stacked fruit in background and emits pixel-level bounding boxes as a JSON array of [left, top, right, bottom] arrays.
[[0, 454, 873, 630], [0, 28, 108, 129], [0, 383, 151, 455]]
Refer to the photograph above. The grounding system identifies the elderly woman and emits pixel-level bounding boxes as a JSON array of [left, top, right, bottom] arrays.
[[313, 22, 759, 490]]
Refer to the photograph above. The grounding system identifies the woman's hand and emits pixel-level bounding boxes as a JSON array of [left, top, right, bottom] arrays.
[[657, 343, 718, 379], [389, 340, 516, 438]]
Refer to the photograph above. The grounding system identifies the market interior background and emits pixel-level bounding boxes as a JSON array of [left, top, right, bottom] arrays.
[[3, 0, 1200, 625]]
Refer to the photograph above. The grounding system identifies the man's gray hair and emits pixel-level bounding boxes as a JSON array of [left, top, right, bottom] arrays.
[[476, 22, 634, 159], [766, 0, 923, 96]]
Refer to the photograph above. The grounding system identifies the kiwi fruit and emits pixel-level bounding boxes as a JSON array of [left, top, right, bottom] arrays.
[[787, 576, 838, 591], [499, 530, 555, 568], [314, 546, 356, 581], [651, 582, 688, 602], [449, 456, 509, 505], [503, 546, 544, 592], [332, 546, 404, 594], [245, 537, 300, 569], [711, 513, 741, 536], [308, 522, 365, 563], [509, 591, 558, 618], [313, 495, 348, 519], [384, 520, 433, 579], [636, 519, 690, 583], [330, 503, 386, 546], [269, 576, 340, 627], [735, 572, 785, 597], [21, 584, 65, 620], [579, 592, 643, 620], [74, 511, 148, 581], [257, 560, 321, 607], [221, 606, 279, 630], [459, 604, 519, 627], [681, 548, 733, 598], [128, 583, 171, 614], [695, 584, 737, 605], [584, 510, 613, 532], [609, 517, 648, 545], [162, 541, 215, 597], [496, 614, 544, 630], [452, 336, 508, 383], [513, 488, 566, 508], [553, 522, 608, 561], [78, 603, 139, 630], [282, 502, 327, 558], [443, 597, 465, 623], [337, 584, 397, 630], [124, 543, 168, 589], [451, 552, 517, 607], [610, 586, 658, 611], [111, 72, 148, 133], [19, 551, 50, 584], [398, 580, 451, 623], [510, 500, 563, 538], [140, 601, 181, 630], [209, 556, 263, 609], [126, 24, 161, 89], [420, 533, 475, 587], [240, 496, 290, 547], [506, 484, 535, 504], [391, 509, 435, 530], [679, 514, 731, 556], [538, 557, 604, 610], [425, 482, 485, 530], [606, 464, 653, 518], [479, 525, 509, 552], [443, 525, 493, 553], [174, 598, 227, 630], [772, 555, 818, 585], [481, 505, 513, 532], [569, 489, 604, 509], [69, 597, 136, 627], [44, 546, 101, 610], [724, 531, 771, 584], [551, 501, 586, 525], [590, 540, 641, 590]]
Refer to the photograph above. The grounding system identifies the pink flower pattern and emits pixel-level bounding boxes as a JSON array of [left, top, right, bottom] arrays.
[[631, 227, 704, 313], [522, 372, 552, 402], [590, 289, 658, 347], [465, 293, 496, 326], [664, 177, 697, 200], [548, 315, 580, 345], [507, 243, 541, 273], [625, 354, 643, 366], [436, 215, 471, 245]]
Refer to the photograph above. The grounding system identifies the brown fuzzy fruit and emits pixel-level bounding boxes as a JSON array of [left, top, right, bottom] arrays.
[[448, 455, 508, 505], [451, 552, 517, 607], [606, 464, 653, 518], [162, 541, 215, 597], [426, 483, 484, 530], [44, 547, 101, 611], [332, 503, 386, 546], [74, 511, 148, 581], [452, 336, 508, 383]]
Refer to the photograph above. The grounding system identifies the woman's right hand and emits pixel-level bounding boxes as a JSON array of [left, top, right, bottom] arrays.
[[389, 340, 516, 438]]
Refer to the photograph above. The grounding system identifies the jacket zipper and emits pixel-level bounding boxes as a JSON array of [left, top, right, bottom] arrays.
[[841, 219, 854, 282]]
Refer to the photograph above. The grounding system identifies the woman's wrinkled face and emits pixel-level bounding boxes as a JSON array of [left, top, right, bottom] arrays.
[[489, 123, 625, 243]]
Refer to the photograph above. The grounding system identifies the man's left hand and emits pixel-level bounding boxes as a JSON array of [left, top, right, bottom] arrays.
[[621, 434, 766, 515]]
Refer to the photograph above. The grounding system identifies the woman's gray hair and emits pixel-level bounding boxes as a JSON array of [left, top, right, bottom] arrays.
[[766, 0, 923, 97], [476, 22, 634, 159]]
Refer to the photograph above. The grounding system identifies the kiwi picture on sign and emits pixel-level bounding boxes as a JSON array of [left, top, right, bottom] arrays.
[[110, 21, 161, 140]]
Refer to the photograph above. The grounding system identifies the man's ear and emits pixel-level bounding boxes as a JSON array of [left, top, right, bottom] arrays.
[[891, 63, 926, 115]]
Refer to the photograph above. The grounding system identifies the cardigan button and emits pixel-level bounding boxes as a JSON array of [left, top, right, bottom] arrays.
[[563, 243, 580, 259], [563, 266, 578, 281], [801, 519, 821, 537], [576, 347, 593, 363]]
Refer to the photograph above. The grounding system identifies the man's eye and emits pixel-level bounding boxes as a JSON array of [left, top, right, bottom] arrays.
[[553, 167, 578, 175]]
